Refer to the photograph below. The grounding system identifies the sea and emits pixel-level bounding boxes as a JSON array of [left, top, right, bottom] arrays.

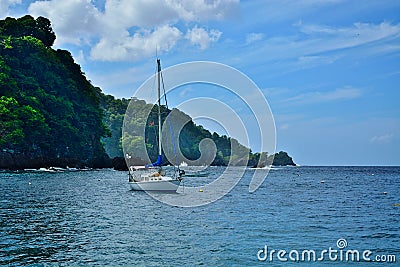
[[0, 166, 399, 266]]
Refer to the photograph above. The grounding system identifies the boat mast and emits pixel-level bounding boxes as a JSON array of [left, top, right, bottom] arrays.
[[157, 59, 162, 157]]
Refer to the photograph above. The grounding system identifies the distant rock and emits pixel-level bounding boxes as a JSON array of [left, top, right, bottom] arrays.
[[272, 151, 296, 166]]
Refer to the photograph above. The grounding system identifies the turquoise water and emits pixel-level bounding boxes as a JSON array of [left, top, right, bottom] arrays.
[[1, 167, 399, 266]]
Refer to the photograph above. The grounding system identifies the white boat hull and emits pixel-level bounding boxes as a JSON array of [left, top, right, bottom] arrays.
[[129, 179, 180, 192]]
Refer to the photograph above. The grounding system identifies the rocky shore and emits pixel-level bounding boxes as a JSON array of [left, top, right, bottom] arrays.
[[0, 151, 112, 170]]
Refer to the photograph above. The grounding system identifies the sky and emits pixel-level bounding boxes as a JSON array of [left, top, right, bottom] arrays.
[[1, 0, 400, 166]]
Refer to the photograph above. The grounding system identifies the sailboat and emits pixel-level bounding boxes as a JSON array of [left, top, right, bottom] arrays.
[[128, 59, 183, 192]]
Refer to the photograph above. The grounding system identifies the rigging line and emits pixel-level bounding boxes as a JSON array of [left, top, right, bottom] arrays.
[[160, 71, 168, 109], [160, 67, 179, 169]]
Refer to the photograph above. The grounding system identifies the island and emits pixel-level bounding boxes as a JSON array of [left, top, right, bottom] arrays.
[[0, 15, 296, 170]]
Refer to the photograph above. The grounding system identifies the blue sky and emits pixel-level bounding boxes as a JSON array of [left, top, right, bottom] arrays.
[[2, 0, 400, 165]]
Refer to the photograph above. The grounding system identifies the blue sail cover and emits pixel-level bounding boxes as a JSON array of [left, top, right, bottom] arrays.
[[145, 155, 162, 168]]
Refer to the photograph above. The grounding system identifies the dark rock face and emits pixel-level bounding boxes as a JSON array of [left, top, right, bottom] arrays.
[[112, 157, 128, 171], [112, 156, 149, 171], [0, 151, 111, 170], [0, 152, 40, 170], [0, 152, 16, 169]]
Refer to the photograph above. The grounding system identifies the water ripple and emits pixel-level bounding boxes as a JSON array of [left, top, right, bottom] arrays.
[[0, 167, 399, 266]]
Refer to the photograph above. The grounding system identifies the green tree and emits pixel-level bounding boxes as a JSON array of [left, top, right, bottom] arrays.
[[0, 96, 24, 146], [0, 96, 48, 149], [35, 16, 56, 47], [0, 15, 56, 47], [0, 16, 110, 168]]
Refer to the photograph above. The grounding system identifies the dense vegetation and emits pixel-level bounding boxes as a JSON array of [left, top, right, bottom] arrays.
[[0, 15, 110, 169], [0, 15, 295, 169], [101, 94, 296, 167]]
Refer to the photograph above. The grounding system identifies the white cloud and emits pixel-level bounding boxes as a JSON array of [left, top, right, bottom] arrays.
[[178, 86, 195, 98], [299, 22, 400, 50], [103, 0, 177, 28], [245, 33, 264, 44], [28, 0, 238, 61], [74, 50, 86, 65], [279, 123, 290, 130], [284, 22, 400, 61], [370, 134, 394, 144], [287, 55, 339, 72], [0, 0, 21, 18], [29, 0, 102, 45], [103, 0, 238, 27], [91, 25, 182, 61], [285, 87, 362, 105], [185, 26, 222, 50], [242, 21, 400, 71]]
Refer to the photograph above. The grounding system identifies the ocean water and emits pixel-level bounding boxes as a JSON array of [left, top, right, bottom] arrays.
[[0, 166, 399, 266]]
